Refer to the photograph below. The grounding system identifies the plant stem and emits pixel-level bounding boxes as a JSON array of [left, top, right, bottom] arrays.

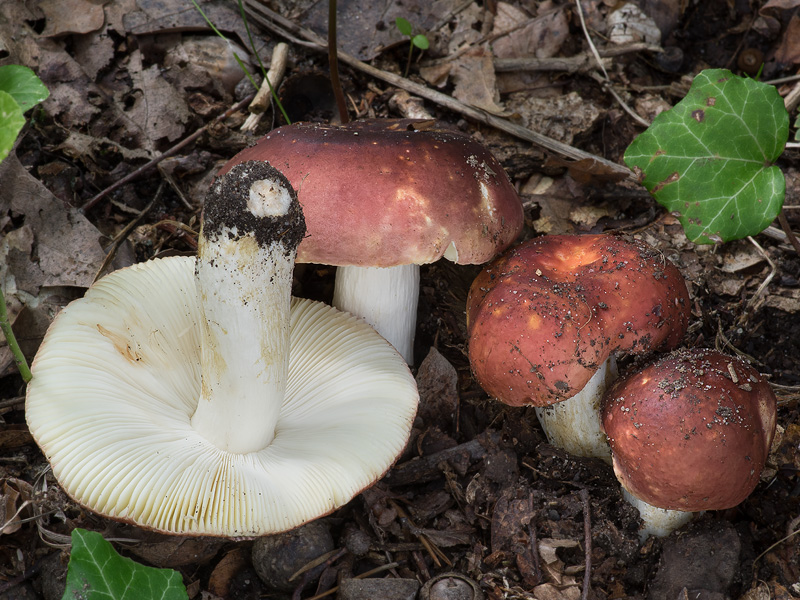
[[778, 209, 800, 256], [328, 0, 349, 123], [0, 289, 31, 382]]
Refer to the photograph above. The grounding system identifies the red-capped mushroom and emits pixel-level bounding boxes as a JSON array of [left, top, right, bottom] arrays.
[[218, 119, 524, 363], [601, 347, 777, 538], [466, 234, 690, 459]]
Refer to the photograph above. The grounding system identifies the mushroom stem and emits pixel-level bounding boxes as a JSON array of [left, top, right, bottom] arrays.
[[190, 165, 304, 454], [534, 356, 617, 462], [332, 264, 420, 364], [621, 489, 695, 541]]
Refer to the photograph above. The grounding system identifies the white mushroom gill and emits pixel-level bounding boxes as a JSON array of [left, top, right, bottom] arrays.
[[25, 162, 419, 536]]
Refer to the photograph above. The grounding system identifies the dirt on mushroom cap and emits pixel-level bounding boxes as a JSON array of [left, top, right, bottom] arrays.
[[466, 234, 691, 407], [601, 347, 777, 511]]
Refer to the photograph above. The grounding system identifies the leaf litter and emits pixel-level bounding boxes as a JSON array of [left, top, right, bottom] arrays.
[[1, 0, 800, 598]]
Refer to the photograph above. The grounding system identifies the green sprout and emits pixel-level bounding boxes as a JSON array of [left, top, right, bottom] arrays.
[[1, 64, 49, 383], [624, 68, 789, 245], [395, 17, 430, 78]]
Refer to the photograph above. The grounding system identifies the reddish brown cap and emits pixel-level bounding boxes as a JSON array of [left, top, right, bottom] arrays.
[[466, 234, 690, 407], [218, 119, 523, 266], [601, 348, 777, 511]]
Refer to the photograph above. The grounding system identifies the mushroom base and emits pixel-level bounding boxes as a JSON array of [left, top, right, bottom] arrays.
[[622, 488, 695, 540], [534, 357, 616, 462]]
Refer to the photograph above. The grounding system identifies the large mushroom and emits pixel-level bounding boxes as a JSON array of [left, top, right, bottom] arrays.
[[601, 348, 777, 539], [218, 119, 524, 363], [25, 162, 419, 536], [466, 234, 690, 460]]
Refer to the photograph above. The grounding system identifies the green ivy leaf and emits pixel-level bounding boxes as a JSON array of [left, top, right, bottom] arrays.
[[624, 68, 789, 244], [0, 65, 49, 112], [62, 529, 188, 600], [0, 91, 25, 163], [395, 17, 413, 36], [412, 34, 429, 50]]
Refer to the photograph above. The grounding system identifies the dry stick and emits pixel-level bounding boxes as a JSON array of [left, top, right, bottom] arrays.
[[304, 562, 400, 600], [580, 487, 592, 600], [92, 181, 165, 283], [777, 209, 800, 256], [242, 42, 289, 131], [328, 0, 349, 124], [80, 93, 255, 214], [242, 0, 634, 180]]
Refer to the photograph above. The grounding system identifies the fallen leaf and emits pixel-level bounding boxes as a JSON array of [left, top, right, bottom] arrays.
[[415, 347, 459, 426], [451, 47, 509, 116], [39, 0, 106, 37], [774, 13, 800, 64]]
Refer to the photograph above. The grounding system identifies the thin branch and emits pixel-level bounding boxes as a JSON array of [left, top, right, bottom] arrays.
[[777, 209, 800, 256], [80, 93, 255, 214], [242, 0, 633, 180], [328, 0, 349, 124], [580, 487, 592, 600]]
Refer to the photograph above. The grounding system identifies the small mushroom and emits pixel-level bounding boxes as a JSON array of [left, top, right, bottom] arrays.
[[466, 234, 690, 460], [218, 119, 524, 363], [25, 162, 419, 536], [601, 347, 777, 538]]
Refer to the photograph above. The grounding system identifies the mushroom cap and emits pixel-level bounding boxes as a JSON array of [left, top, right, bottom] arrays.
[[466, 234, 690, 407], [25, 256, 419, 536], [601, 348, 777, 511], [218, 119, 524, 266]]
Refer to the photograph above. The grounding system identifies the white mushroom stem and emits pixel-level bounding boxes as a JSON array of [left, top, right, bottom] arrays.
[[534, 356, 617, 462], [333, 264, 420, 364], [621, 489, 695, 541], [190, 175, 298, 455]]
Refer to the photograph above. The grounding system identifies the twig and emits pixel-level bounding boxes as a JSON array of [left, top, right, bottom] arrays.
[[742, 235, 777, 319], [242, 42, 290, 131], [526, 494, 542, 584], [303, 563, 401, 600], [80, 93, 255, 214], [777, 209, 800, 256], [573, 0, 608, 80], [580, 487, 592, 600], [588, 71, 650, 128], [494, 55, 611, 74], [242, 0, 634, 180], [328, 0, 349, 124], [92, 181, 165, 283]]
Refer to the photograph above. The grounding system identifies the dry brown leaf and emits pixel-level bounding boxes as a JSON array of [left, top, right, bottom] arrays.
[[1, 478, 34, 536], [415, 347, 459, 426], [39, 0, 106, 37], [126, 49, 192, 146], [774, 13, 800, 64], [492, 2, 568, 59], [451, 47, 510, 116]]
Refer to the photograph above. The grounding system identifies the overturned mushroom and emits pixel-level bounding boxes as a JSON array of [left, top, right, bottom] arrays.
[[25, 162, 419, 536]]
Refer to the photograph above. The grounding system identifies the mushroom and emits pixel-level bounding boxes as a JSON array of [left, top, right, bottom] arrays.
[[466, 234, 690, 460], [25, 162, 419, 536], [218, 119, 524, 363], [601, 348, 777, 538]]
